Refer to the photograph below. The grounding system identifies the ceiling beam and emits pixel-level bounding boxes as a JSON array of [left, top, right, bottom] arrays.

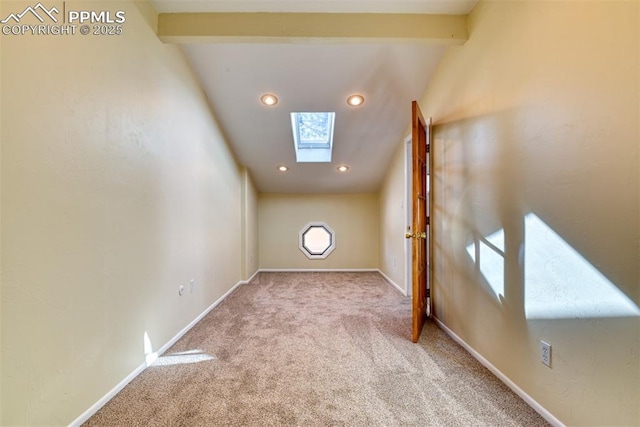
[[157, 12, 468, 44]]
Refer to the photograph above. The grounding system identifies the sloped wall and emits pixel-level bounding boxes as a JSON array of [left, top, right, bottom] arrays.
[[420, 1, 639, 425], [1, 1, 244, 424]]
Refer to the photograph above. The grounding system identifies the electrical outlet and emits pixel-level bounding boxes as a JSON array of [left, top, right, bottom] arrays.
[[190, 279, 195, 293], [540, 341, 552, 368], [178, 285, 185, 296]]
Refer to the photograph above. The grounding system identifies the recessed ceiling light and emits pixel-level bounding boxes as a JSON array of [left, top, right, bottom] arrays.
[[261, 94, 278, 106], [347, 94, 364, 107], [337, 165, 349, 172], [277, 165, 289, 172]]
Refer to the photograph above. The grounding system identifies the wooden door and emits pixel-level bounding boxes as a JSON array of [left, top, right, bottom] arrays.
[[409, 101, 431, 343]]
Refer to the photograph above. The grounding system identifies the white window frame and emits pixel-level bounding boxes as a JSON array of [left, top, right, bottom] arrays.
[[291, 112, 335, 163], [298, 222, 336, 259]]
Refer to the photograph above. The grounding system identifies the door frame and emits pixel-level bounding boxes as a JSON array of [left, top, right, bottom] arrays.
[[403, 134, 413, 297], [425, 116, 433, 319]]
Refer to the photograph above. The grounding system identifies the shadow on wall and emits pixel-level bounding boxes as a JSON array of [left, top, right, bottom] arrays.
[[433, 106, 639, 323], [466, 212, 640, 320]]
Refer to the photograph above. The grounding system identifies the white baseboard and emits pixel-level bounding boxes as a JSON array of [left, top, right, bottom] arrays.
[[242, 269, 260, 284], [256, 269, 406, 295], [155, 280, 245, 357], [69, 360, 147, 427], [432, 317, 564, 427], [69, 279, 247, 427], [377, 269, 407, 296]]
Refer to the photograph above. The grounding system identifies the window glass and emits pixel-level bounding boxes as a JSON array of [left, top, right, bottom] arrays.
[[299, 222, 336, 259]]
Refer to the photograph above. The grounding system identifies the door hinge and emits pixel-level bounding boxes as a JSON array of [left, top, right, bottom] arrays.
[[426, 288, 431, 298], [426, 143, 430, 153], [426, 216, 430, 226]]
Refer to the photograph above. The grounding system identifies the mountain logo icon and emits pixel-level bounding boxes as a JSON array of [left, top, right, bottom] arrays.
[[1, 2, 59, 24]]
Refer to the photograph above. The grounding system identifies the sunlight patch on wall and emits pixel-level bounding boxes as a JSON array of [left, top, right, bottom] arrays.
[[523, 213, 640, 320], [465, 214, 640, 319], [144, 332, 158, 366], [466, 229, 505, 300]]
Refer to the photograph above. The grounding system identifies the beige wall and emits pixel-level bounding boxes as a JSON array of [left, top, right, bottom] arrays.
[[241, 168, 259, 280], [1, 1, 245, 424], [0, 10, 3, 417], [420, 1, 639, 425], [378, 141, 408, 292], [259, 193, 379, 270]]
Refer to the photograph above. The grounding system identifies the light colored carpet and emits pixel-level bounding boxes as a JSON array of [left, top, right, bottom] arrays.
[[85, 272, 549, 426]]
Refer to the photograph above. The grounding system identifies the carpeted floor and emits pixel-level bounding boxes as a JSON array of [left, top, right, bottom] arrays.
[[85, 272, 549, 426]]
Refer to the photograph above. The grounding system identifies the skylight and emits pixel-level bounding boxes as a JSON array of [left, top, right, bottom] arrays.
[[291, 112, 335, 162]]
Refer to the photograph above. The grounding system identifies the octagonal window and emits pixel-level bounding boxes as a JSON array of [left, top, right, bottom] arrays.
[[299, 222, 336, 259]]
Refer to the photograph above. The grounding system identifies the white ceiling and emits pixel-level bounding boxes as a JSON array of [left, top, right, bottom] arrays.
[[154, 1, 476, 193]]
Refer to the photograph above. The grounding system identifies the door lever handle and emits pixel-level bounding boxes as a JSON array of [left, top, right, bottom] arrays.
[[405, 232, 426, 239]]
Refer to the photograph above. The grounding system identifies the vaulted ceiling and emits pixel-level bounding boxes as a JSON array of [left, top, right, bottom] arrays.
[[151, 0, 476, 193]]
